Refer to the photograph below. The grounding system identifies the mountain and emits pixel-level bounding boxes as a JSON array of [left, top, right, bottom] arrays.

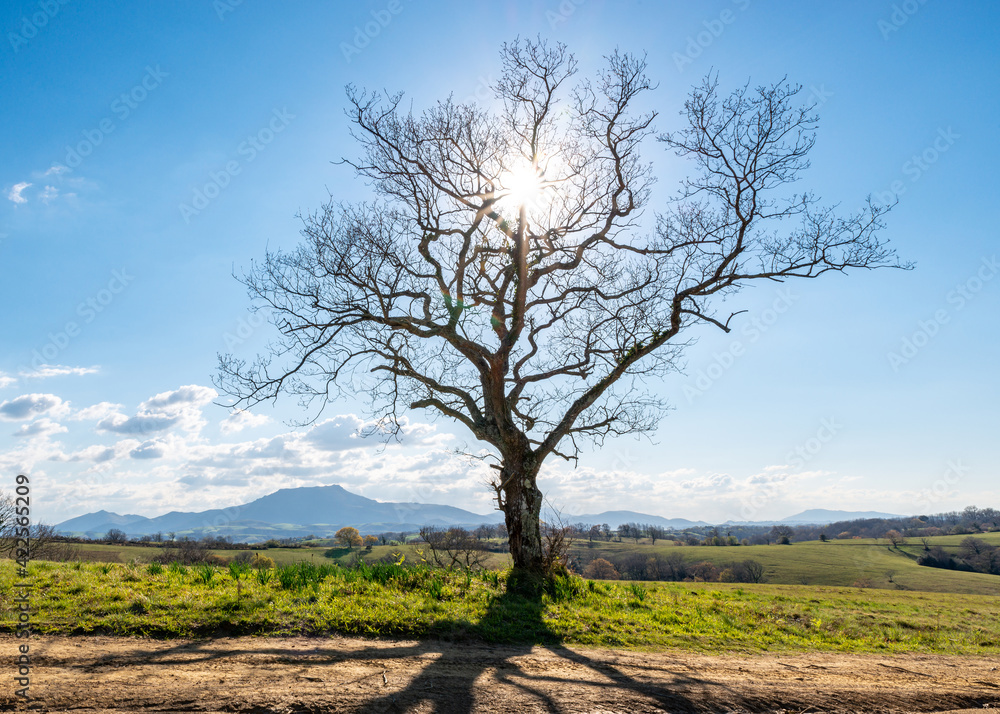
[[56, 510, 153, 532], [780, 509, 906, 525], [56, 484, 503, 541], [567, 510, 709, 530], [56, 486, 900, 541]]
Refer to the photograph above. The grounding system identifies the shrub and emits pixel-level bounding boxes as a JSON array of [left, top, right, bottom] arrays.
[[251, 554, 275, 569], [154, 539, 227, 566], [688, 561, 720, 582], [582, 558, 619, 580]]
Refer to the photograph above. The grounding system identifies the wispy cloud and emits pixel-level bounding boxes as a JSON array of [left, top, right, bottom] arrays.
[[0, 372, 16, 389], [13, 418, 68, 439], [20, 364, 99, 380], [6, 182, 31, 204], [220, 409, 270, 434], [71, 401, 123, 421], [96, 412, 179, 435], [40, 185, 59, 203], [140, 384, 217, 412]]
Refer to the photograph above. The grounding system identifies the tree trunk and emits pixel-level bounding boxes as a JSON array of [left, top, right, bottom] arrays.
[[500, 456, 545, 574]]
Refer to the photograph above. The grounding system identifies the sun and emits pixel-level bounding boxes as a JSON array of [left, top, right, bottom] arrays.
[[499, 161, 545, 211]]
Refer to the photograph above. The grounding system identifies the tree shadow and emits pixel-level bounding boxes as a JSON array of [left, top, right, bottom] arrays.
[[92, 584, 722, 712], [351, 584, 709, 713]]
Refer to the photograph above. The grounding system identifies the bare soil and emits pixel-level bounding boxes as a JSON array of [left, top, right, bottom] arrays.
[[3, 635, 999, 713]]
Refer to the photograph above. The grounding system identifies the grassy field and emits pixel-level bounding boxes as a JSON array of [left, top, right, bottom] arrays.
[[3, 558, 999, 656], [56, 533, 1000, 596], [569, 535, 1000, 596]]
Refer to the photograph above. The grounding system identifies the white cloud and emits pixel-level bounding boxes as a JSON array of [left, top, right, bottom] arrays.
[[72, 401, 123, 421], [130, 440, 166, 459], [0, 393, 70, 421], [220, 409, 270, 434], [6, 182, 31, 204], [40, 185, 59, 203], [0, 372, 15, 389], [43, 164, 68, 176], [55, 442, 131, 463], [12, 418, 68, 439], [20, 364, 99, 380], [92, 385, 219, 437], [140, 385, 217, 412], [680, 473, 735, 491], [97, 411, 179, 435], [303, 415, 367, 452]]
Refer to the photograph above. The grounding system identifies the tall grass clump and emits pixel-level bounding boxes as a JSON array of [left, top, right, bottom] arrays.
[[196, 565, 215, 587]]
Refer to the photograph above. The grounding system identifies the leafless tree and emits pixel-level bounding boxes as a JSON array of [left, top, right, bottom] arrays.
[[740, 559, 767, 584], [770, 525, 795, 545], [419, 526, 489, 571], [217, 39, 905, 576], [647, 525, 668, 545], [105, 528, 128, 544]]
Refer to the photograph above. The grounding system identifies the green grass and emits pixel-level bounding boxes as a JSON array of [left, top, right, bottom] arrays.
[[3, 559, 999, 655], [570, 536, 1000, 596], [60, 533, 1000, 596]]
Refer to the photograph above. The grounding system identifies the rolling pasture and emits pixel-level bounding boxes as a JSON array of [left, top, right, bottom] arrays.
[[59, 532, 1000, 596]]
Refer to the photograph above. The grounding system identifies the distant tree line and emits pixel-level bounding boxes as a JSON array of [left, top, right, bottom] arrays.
[[580, 552, 767, 584], [798, 506, 1000, 543], [918, 537, 1000, 576]]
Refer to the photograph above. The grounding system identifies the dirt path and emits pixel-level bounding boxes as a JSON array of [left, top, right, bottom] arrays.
[[3, 635, 999, 713]]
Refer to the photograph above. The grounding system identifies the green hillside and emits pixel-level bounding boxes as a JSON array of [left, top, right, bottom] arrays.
[[568, 534, 1000, 596]]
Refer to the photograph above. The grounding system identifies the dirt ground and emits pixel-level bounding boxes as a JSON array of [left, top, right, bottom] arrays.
[[2, 635, 999, 713]]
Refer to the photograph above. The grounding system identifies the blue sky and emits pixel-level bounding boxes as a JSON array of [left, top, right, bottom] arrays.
[[2, 0, 997, 526]]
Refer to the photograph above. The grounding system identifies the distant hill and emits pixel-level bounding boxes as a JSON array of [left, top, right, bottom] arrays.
[[56, 510, 152, 532], [780, 509, 906, 525], [56, 484, 504, 541], [57, 486, 711, 541], [57, 486, 905, 541], [566, 510, 709, 530]]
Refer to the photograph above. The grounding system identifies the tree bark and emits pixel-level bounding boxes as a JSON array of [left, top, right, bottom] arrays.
[[499, 455, 544, 574]]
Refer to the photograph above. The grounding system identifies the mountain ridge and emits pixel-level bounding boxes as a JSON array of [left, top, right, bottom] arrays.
[[55, 485, 708, 540]]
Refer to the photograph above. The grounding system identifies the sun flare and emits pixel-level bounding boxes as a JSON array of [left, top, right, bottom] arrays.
[[499, 162, 545, 210]]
